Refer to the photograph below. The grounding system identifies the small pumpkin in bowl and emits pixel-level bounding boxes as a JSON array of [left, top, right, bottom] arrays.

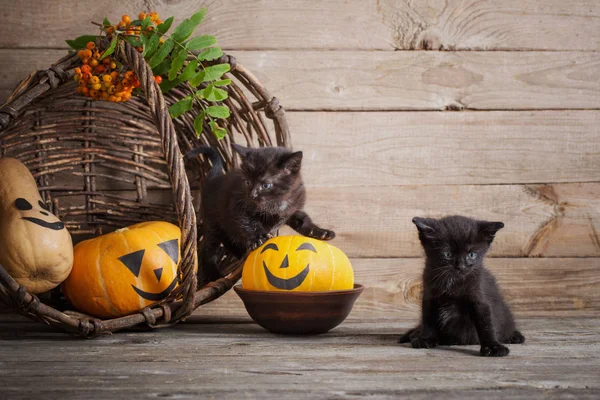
[[237, 235, 361, 334], [62, 221, 181, 318], [242, 235, 354, 292], [0, 157, 73, 294]]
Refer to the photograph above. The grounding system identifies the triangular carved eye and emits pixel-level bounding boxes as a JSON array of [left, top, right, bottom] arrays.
[[118, 250, 145, 277], [158, 239, 179, 264]]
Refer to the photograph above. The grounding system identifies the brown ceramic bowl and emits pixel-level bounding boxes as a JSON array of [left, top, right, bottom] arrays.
[[234, 284, 363, 335]]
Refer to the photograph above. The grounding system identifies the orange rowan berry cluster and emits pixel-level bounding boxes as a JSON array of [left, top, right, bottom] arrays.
[[74, 41, 141, 102], [74, 41, 165, 102]]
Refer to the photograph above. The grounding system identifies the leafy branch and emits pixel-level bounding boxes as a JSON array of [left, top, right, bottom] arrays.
[[67, 9, 231, 140]]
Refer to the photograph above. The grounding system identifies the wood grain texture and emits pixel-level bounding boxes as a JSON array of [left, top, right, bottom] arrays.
[[3, 50, 600, 110], [1, 105, 595, 188], [294, 183, 600, 258], [0, 0, 598, 51], [0, 317, 598, 399], [197, 258, 600, 319], [290, 111, 600, 186], [235, 51, 600, 110]]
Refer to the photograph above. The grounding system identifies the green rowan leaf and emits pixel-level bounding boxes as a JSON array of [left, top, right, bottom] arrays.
[[179, 60, 198, 81], [213, 78, 231, 87], [148, 39, 175, 68], [205, 105, 230, 119], [168, 96, 193, 118], [168, 48, 187, 81], [190, 9, 207, 25], [171, 19, 197, 43], [158, 16, 174, 34], [201, 84, 228, 102], [186, 35, 216, 51], [210, 120, 227, 139], [202, 63, 230, 82], [189, 71, 205, 87], [193, 111, 206, 137], [198, 46, 223, 61]]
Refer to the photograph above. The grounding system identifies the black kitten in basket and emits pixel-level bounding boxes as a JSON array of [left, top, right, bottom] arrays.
[[399, 215, 525, 357], [188, 144, 335, 285]]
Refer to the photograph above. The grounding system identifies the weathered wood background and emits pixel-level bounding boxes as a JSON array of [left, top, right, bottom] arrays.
[[0, 0, 598, 319]]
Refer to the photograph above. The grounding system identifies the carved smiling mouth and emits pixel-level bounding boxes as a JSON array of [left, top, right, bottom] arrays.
[[263, 260, 310, 290], [22, 217, 65, 230], [131, 278, 178, 301]]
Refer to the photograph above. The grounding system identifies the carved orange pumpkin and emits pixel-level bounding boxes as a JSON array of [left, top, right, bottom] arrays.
[[62, 221, 181, 318], [242, 236, 354, 292]]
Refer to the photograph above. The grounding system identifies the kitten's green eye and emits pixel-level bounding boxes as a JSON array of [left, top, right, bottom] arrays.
[[261, 183, 273, 190], [442, 251, 452, 259], [245, 180, 251, 187], [468, 252, 478, 260]]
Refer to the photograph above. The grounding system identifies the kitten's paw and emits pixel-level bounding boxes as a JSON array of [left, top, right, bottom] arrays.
[[506, 330, 525, 344], [398, 327, 420, 344], [310, 227, 336, 241], [411, 336, 437, 349], [249, 234, 272, 251], [398, 333, 410, 344], [480, 343, 510, 357]]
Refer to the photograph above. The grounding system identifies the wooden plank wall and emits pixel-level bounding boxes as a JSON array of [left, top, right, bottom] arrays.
[[0, 1, 598, 319]]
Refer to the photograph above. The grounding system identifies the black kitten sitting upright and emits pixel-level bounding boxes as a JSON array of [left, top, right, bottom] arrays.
[[399, 215, 524, 357], [188, 144, 335, 285]]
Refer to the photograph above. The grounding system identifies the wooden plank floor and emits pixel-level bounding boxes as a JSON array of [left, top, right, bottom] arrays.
[[1, 314, 598, 399]]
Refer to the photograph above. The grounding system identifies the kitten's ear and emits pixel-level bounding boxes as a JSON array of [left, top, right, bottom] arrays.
[[479, 221, 505, 242], [232, 143, 250, 158], [281, 151, 303, 174], [412, 217, 438, 240]]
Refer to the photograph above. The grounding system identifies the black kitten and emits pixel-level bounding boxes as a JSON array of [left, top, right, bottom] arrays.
[[399, 215, 524, 357], [188, 144, 335, 285]]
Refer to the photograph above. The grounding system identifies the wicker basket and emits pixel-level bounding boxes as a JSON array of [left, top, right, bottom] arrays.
[[0, 41, 290, 337]]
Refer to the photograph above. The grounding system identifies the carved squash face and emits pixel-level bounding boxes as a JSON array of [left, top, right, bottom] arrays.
[[0, 157, 73, 294], [62, 221, 181, 318], [14, 197, 66, 231], [242, 236, 354, 292]]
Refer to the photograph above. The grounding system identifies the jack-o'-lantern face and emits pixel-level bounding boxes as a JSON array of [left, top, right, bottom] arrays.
[[118, 238, 179, 301], [15, 197, 65, 231], [63, 221, 182, 318], [242, 236, 354, 292], [259, 241, 315, 290]]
